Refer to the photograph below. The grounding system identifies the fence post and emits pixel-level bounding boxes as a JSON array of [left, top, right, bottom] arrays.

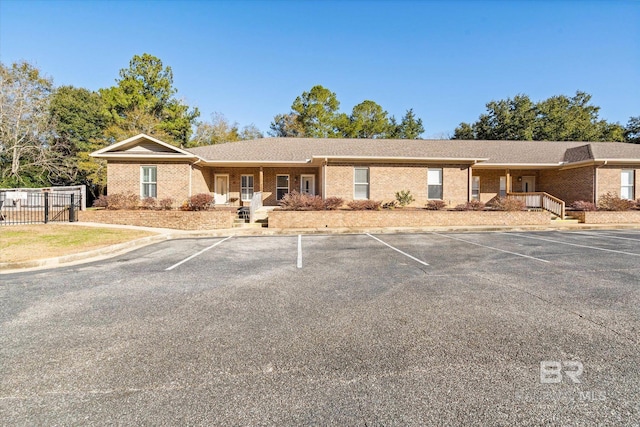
[[69, 194, 76, 222], [44, 192, 49, 224]]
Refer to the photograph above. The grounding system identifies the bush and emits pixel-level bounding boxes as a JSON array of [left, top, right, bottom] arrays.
[[92, 194, 108, 208], [158, 197, 175, 210], [347, 200, 382, 210], [454, 200, 486, 211], [140, 197, 157, 210], [597, 192, 635, 211], [382, 200, 398, 210], [636, 199, 640, 210], [279, 191, 325, 210], [492, 197, 526, 211], [425, 200, 446, 210], [395, 190, 414, 207], [323, 196, 344, 210], [184, 193, 215, 211], [570, 200, 596, 211]]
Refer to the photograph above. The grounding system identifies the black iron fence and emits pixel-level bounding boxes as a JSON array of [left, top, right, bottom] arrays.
[[0, 191, 79, 225]]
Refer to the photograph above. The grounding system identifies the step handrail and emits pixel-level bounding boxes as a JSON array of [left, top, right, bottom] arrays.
[[507, 192, 565, 218]]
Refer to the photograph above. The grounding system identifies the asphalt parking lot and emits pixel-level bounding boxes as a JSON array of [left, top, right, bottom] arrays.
[[1, 230, 639, 426]]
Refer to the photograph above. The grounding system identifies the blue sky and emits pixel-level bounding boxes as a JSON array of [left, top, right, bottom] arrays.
[[1, 0, 638, 138]]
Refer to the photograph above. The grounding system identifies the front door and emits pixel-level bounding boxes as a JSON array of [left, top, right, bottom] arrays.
[[522, 176, 535, 193], [300, 175, 315, 195], [214, 174, 229, 205]]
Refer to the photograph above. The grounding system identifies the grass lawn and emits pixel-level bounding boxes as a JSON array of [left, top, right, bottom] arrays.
[[0, 224, 156, 263]]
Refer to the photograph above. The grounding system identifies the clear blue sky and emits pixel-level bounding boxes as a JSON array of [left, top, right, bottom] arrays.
[[1, 0, 638, 138]]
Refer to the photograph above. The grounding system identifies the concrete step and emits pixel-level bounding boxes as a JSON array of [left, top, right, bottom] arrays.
[[232, 222, 265, 229]]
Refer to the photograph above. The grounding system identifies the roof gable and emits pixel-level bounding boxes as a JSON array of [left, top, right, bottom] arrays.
[[91, 134, 198, 159]]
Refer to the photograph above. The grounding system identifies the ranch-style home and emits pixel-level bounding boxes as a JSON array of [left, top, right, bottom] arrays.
[[92, 133, 640, 217]]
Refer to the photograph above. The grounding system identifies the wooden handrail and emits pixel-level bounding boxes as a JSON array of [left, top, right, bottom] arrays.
[[507, 192, 565, 218]]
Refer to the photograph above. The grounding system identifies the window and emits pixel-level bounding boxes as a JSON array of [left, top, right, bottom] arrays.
[[621, 170, 635, 200], [427, 168, 443, 200], [354, 167, 369, 199], [472, 176, 480, 200], [141, 166, 157, 198], [499, 176, 507, 198], [276, 175, 289, 200], [241, 175, 254, 201]]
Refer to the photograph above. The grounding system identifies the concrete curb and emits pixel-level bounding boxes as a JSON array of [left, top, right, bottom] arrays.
[[2, 222, 640, 274]]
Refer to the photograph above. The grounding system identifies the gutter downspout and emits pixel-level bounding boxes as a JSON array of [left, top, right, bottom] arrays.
[[594, 160, 607, 203], [322, 158, 328, 200], [189, 159, 202, 197]]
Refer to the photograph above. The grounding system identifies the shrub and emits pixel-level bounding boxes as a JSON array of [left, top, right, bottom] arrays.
[[382, 200, 398, 210], [323, 196, 344, 210], [279, 191, 325, 211], [492, 197, 526, 211], [425, 200, 446, 210], [636, 199, 640, 210], [347, 200, 382, 210], [454, 200, 486, 211], [92, 194, 108, 208], [140, 197, 158, 210], [93, 193, 140, 210], [597, 192, 635, 211], [570, 200, 596, 211], [158, 197, 175, 210], [395, 190, 414, 207], [184, 193, 215, 211]]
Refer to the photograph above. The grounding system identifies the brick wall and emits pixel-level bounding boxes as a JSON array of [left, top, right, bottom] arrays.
[[538, 166, 595, 204], [568, 211, 640, 224], [269, 210, 550, 228], [597, 166, 639, 201], [325, 164, 470, 208], [78, 209, 235, 230], [107, 161, 192, 204]]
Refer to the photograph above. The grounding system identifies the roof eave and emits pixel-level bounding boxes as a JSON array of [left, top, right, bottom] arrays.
[[313, 155, 488, 164]]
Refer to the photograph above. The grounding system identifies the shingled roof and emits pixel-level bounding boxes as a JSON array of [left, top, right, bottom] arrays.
[[185, 138, 640, 167]]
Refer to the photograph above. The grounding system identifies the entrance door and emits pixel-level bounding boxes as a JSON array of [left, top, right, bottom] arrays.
[[522, 176, 536, 193], [214, 174, 229, 205], [300, 175, 315, 195]]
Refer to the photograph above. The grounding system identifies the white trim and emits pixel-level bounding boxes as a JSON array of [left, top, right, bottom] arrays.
[[353, 167, 370, 200], [521, 175, 536, 193], [241, 174, 255, 201], [276, 174, 290, 200], [92, 133, 197, 158], [140, 165, 157, 198], [300, 174, 315, 195], [621, 169, 635, 200], [427, 167, 443, 200]]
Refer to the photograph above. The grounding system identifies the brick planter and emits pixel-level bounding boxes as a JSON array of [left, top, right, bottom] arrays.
[[78, 209, 235, 230], [567, 211, 640, 224], [268, 210, 550, 228]]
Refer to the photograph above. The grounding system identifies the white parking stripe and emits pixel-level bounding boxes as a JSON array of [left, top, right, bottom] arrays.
[[366, 234, 429, 266], [509, 233, 640, 257], [165, 236, 232, 271], [297, 235, 302, 269], [571, 231, 640, 242], [432, 233, 550, 263]]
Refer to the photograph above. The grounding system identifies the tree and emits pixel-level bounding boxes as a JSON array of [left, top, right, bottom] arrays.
[[624, 116, 640, 144], [100, 53, 199, 146], [343, 100, 389, 138], [49, 86, 108, 195], [189, 113, 263, 146], [290, 85, 341, 138], [269, 112, 304, 137], [393, 108, 425, 139], [0, 61, 63, 187], [453, 91, 624, 142]]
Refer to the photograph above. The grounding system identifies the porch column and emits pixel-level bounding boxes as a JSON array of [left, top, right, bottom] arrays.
[[259, 167, 264, 201], [506, 169, 512, 193]]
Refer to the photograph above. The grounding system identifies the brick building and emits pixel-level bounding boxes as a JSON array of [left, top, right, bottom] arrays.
[[93, 134, 640, 211]]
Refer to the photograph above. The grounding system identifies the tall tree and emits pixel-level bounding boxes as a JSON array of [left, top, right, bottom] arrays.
[[392, 108, 425, 139], [290, 85, 341, 138], [269, 112, 304, 137], [0, 61, 63, 187], [623, 116, 640, 144], [343, 100, 389, 138], [189, 113, 263, 146], [49, 86, 108, 195], [100, 53, 199, 146]]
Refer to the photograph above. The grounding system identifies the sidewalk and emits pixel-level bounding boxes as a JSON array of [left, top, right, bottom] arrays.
[[2, 221, 639, 273]]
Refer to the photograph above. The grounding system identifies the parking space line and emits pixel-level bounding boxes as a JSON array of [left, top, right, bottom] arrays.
[[366, 233, 429, 266], [571, 231, 640, 242], [297, 235, 302, 269], [509, 233, 640, 257], [165, 236, 232, 271], [432, 233, 550, 263]]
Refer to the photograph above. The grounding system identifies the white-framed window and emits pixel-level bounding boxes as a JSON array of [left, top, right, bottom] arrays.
[[472, 176, 480, 200], [241, 174, 254, 201], [276, 175, 289, 200], [499, 176, 507, 198], [621, 169, 635, 200], [141, 166, 157, 198], [354, 167, 369, 199], [427, 168, 443, 200]]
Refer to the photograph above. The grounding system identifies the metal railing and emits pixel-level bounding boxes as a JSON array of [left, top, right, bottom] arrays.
[[507, 192, 565, 218], [249, 191, 263, 223], [0, 192, 79, 225]]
